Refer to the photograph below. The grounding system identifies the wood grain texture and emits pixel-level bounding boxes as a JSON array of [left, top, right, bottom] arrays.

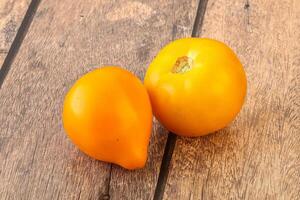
[[0, 0, 199, 199], [0, 0, 30, 66], [108, 1, 200, 200], [164, 0, 300, 199], [0, 1, 113, 199]]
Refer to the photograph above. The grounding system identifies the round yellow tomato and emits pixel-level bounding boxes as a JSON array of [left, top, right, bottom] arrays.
[[63, 66, 152, 169], [144, 38, 247, 137]]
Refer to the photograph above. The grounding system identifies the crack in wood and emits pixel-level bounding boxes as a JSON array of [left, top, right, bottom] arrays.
[[153, 133, 177, 200], [245, 0, 251, 25], [192, 0, 209, 37], [101, 164, 112, 200], [0, 0, 42, 89]]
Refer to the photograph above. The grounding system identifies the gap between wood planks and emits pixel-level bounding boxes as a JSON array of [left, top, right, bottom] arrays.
[[0, 0, 41, 89], [153, 0, 209, 199]]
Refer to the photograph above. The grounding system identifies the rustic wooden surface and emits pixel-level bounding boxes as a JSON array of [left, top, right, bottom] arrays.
[[0, 0, 299, 200], [0, 0, 30, 67], [0, 0, 199, 199], [164, 0, 300, 199]]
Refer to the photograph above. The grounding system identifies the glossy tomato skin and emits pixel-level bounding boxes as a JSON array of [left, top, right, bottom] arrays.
[[63, 66, 152, 169], [144, 38, 247, 137]]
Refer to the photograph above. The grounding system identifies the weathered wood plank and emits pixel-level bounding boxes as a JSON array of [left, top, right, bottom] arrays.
[[0, 0, 30, 66], [164, 0, 300, 199], [0, 0, 200, 199], [108, 1, 200, 199], [0, 1, 113, 199]]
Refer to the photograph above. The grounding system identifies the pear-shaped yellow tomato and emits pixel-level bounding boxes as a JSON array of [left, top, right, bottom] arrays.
[[63, 66, 152, 169], [144, 38, 247, 137]]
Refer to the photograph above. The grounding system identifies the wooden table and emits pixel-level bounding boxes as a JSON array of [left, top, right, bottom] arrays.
[[0, 0, 299, 199]]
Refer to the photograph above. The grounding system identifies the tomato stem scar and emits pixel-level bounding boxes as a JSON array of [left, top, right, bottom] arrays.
[[171, 56, 193, 74]]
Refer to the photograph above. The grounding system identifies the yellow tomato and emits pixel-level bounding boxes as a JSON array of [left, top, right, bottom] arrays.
[[144, 38, 247, 137], [63, 66, 152, 169]]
